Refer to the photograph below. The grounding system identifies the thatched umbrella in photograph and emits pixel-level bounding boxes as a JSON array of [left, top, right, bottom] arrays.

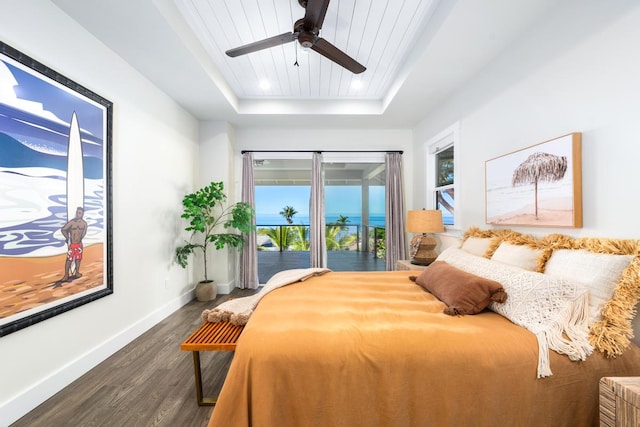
[[512, 152, 567, 219]]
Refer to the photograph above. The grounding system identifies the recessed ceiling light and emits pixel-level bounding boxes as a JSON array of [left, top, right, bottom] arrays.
[[259, 79, 270, 90], [351, 79, 363, 90]]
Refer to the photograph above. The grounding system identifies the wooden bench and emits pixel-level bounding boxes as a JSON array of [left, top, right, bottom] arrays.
[[180, 320, 244, 406]]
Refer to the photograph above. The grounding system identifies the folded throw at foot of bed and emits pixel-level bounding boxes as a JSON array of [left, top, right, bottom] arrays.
[[202, 268, 332, 326]]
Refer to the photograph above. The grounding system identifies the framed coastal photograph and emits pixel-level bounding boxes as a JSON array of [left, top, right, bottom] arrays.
[[0, 41, 113, 337], [485, 133, 582, 228]]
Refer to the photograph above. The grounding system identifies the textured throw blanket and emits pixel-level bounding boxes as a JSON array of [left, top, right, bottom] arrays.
[[202, 268, 332, 326]]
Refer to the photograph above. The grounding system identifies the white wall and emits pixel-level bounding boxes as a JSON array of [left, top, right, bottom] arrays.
[[198, 121, 238, 293], [0, 1, 199, 424], [412, 0, 640, 342], [414, 0, 640, 241]]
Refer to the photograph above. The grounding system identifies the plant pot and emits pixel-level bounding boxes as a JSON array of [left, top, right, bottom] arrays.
[[195, 280, 217, 302]]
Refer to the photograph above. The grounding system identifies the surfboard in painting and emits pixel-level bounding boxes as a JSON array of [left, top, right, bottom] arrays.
[[65, 112, 84, 276], [66, 112, 84, 225]]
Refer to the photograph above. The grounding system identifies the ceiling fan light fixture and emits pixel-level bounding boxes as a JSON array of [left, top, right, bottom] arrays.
[[297, 43, 311, 55]]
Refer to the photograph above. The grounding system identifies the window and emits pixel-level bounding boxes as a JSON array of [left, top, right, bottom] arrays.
[[251, 152, 387, 282], [435, 146, 454, 225], [322, 158, 385, 258], [425, 122, 460, 228]]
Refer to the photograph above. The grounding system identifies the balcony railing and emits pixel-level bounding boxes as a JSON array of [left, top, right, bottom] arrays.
[[256, 223, 386, 259]]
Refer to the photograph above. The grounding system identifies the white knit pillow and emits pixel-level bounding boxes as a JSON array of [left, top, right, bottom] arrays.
[[437, 248, 592, 378], [544, 249, 634, 324]]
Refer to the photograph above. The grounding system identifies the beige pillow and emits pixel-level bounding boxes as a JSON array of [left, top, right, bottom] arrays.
[[544, 249, 634, 324], [460, 237, 492, 257], [491, 242, 543, 272]]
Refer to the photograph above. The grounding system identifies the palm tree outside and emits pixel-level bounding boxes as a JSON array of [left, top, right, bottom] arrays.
[[290, 225, 310, 250], [258, 213, 357, 252], [279, 205, 298, 224], [326, 215, 355, 250], [257, 226, 291, 250]]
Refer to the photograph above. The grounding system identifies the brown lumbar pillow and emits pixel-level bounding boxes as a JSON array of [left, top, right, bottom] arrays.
[[410, 261, 507, 315]]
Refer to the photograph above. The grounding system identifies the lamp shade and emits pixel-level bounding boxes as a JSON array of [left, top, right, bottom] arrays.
[[406, 209, 444, 233]]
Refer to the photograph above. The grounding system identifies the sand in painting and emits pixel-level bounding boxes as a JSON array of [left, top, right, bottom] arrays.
[[0, 243, 104, 319], [489, 208, 572, 226], [487, 196, 574, 226]]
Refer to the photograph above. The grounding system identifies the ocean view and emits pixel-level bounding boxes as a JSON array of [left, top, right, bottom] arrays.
[[256, 214, 386, 227], [255, 185, 386, 228]]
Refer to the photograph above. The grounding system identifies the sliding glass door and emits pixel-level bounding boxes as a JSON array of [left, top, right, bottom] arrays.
[[322, 159, 386, 269], [252, 154, 386, 283]]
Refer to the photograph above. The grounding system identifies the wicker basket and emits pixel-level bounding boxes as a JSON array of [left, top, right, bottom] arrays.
[[600, 377, 640, 427]]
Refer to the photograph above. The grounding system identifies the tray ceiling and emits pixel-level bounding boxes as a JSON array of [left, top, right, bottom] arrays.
[[175, 0, 440, 102], [51, 0, 563, 126]]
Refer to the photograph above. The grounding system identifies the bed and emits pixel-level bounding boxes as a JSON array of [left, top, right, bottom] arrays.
[[206, 230, 640, 426]]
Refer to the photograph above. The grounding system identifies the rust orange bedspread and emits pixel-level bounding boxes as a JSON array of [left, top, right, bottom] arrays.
[[208, 271, 640, 426]]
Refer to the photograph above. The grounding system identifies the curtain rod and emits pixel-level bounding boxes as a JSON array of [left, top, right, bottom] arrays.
[[241, 150, 403, 154]]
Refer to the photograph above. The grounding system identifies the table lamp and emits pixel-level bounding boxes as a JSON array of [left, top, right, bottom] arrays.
[[406, 209, 444, 265]]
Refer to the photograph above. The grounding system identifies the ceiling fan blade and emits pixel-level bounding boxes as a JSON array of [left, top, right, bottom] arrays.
[[311, 38, 366, 74], [304, 0, 330, 30], [226, 32, 296, 57]]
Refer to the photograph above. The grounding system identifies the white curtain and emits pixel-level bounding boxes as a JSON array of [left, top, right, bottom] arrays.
[[310, 152, 327, 268], [240, 152, 258, 289], [385, 152, 406, 270]]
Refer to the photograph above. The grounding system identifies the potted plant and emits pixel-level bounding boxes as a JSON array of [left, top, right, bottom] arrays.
[[175, 181, 254, 301]]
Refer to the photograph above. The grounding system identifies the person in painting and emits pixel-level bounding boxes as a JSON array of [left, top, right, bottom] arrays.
[[60, 206, 88, 282]]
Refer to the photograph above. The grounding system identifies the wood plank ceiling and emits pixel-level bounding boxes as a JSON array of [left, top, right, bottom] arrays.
[[175, 0, 439, 101]]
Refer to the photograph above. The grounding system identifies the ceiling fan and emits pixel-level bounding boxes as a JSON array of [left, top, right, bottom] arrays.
[[225, 0, 366, 74]]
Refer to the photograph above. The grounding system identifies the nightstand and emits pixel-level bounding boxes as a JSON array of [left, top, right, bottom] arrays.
[[396, 260, 429, 271], [600, 377, 640, 426]]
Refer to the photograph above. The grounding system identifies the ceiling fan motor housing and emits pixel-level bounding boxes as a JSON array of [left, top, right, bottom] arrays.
[[294, 18, 318, 48], [298, 31, 315, 48]]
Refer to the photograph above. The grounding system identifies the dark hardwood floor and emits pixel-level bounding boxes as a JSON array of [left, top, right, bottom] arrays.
[[12, 255, 384, 426], [258, 249, 386, 283], [11, 288, 258, 427]]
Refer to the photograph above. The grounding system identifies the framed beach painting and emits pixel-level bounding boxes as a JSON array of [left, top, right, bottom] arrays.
[[485, 133, 582, 228], [0, 41, 113, 337]]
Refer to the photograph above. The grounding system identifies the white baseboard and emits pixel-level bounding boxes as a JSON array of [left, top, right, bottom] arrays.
[[216, 279, 234, 294], [0, 290, 194, 427]]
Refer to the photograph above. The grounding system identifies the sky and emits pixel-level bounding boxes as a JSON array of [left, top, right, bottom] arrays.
[[255, 185, 385, 218], [1, 57, 106, 138]]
